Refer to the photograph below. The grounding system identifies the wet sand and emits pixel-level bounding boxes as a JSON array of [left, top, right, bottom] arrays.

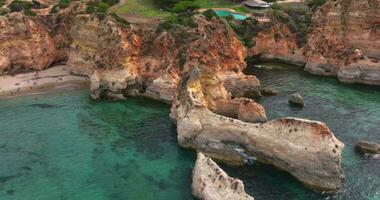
[[0, 65, 90, 99]]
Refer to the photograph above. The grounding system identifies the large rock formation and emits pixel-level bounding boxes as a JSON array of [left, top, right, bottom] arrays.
[[0, 12, 55, 74], [245, 0, 380, 85], [304, 0, 380, 85], [248, 23, 306, 66], [192, 152, 254, 200], [172, 68, 345, 192]]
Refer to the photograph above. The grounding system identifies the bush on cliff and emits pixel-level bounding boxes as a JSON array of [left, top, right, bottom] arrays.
[[101, 0, 119, 6], [0, 0, 4, 7], [171, 1, 199, 13], [86, 0, 109, 14], [267, 3, 311, 47], [110, 12, 130, 27], [8, 0, 32, 12], [307, 0, 326, 10], [58, 0, 71, 8], [157, 12, 197, 32], [225, 17, 263, 48], [202, 9, 217, 20]]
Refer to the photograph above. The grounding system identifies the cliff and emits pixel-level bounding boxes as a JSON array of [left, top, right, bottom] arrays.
[[305, 0, 380, 85], [247, 0, 380, 85], [0, 12, 55, 74]]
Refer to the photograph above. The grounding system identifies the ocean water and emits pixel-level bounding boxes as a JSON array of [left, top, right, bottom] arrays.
[[0, 62, 379, 200]]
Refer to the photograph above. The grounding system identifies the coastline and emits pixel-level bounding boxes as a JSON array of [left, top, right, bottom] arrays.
[[0, 65, 90, 99]]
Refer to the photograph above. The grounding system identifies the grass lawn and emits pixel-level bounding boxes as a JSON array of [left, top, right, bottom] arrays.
[[113, 0, 252, 18], [195, 0, 251, 13], [114, 0, 169, 17]]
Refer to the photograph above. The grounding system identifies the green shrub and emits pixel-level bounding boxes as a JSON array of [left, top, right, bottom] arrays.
[[8, 0, 32, 12], [157, 12, 196, 32], [225, 17, 262, 48], [110, 12, 130, 27], [171, 1, 199, 13], [0, 0, 5, 7], [31, 0, 48, 9], [86, 5, 96, 13], [101, 0, 119, 6], [96, 2, 109, 13], [58, 0, 71, 8], [202, 9, 217, 20], [50, 4, 59, 13], [85, 0, 109, 14], [307, 0, 326, 9]]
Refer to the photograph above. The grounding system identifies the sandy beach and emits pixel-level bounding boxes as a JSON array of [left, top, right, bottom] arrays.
[[0, 65, 90, 99]]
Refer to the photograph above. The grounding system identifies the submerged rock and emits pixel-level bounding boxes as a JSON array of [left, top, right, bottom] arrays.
[[355, 140, 380, 155], [192, 153, 254, 200], [288, 93, 304, 107], [261, 87, 278, 96]]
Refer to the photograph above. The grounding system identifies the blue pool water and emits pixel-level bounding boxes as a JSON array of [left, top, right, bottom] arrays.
[[215, 10, 248, 20]]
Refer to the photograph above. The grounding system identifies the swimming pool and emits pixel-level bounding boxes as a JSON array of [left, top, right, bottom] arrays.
[[214, 10, 248, 20]]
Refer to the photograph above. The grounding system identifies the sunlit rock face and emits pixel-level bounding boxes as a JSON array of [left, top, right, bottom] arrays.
[[0, 12, 55, 74], [192, 153, 254, 200], [71, 14, 257, 101], [172, 68, 345, 193], [244, 0, 380, 85], [248, 23, 306, 67], [304, 0, 380, 85]]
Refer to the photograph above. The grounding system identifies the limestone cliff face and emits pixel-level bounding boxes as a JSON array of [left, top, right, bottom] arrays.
[[80, 14, 257, 101], [68, 15, 141, 76], [304, 0, 380, 84], [246, 0, 380, 85], [249, 23, 305, 66], [0, 12, 55, 74]]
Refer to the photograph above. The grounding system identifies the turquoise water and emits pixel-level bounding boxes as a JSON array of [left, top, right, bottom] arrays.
[[0, 62, 379, 200], [214, 10, 248, 20], [0, 92, 196, 200]]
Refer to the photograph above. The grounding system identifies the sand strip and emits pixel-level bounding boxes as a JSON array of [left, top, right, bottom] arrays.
[[0, 65, 90, 99]]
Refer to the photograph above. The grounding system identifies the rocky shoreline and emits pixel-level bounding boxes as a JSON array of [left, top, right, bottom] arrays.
[[1, 0, 379, 197]]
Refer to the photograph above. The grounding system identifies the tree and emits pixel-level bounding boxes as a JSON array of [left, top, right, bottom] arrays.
[[172, 1, 199, 13]]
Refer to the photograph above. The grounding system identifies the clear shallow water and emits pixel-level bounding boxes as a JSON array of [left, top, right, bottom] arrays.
[[0, 62, 379, 200], [0, 92, 196, 200]]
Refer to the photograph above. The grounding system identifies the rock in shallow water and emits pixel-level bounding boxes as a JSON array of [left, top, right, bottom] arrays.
[[192, 153, 254, 200], [174, 70, 345, 193], [261, 87, 278, 96], [288, 93, 304, 107], [355, 140, 380, 155]]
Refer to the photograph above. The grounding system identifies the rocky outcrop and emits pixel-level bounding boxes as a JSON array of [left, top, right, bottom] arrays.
[[248, 23, 306, 66], [172, 69, 345, 192], [192, 152, 254, 200], [355, 140, 380, 155], [0, 12, 55, 74], [76, 14, 259, 101], [304, 0, 380, 85], [67, 14, 141, 76]]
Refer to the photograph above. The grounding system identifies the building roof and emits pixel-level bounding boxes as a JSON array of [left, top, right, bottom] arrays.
[[243, 0, 270, 8]]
